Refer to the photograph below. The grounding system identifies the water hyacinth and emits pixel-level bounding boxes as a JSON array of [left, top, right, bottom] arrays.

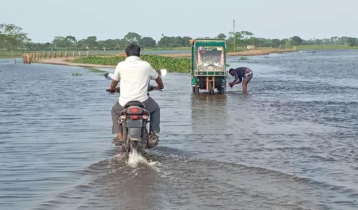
[[74, 55, 191, 73]]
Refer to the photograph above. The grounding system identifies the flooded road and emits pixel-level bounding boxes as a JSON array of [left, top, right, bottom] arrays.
[[1, 50, 358, 210]]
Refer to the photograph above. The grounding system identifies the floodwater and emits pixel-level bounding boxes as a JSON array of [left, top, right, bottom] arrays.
[[1, 50, 358, 210]]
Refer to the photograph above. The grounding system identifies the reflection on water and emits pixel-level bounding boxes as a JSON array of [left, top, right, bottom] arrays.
[[1, 50, 358, 210], [191, 94, 227, 133]]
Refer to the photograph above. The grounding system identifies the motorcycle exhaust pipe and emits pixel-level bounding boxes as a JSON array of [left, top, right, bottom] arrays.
[[147, 133, 159, 148]]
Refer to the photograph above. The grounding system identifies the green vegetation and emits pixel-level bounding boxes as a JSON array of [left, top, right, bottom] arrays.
[[86, 68, 107, 73], [0, 24, 30, 62], [74, 55, 191, 73], [71, 73, 82, 76], [23, 32, 192, 51], [220, 31, 358, 51], [0, 50, 24, 58], [239, 56, 249, 60]]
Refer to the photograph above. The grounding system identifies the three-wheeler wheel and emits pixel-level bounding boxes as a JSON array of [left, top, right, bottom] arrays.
[[192, 76, 226, 95]]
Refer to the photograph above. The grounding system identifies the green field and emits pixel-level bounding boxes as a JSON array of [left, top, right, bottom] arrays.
[[0, 51, 24, 58]]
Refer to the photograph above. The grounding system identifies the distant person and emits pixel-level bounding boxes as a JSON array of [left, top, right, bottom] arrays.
[[228, 67, 253, 94]]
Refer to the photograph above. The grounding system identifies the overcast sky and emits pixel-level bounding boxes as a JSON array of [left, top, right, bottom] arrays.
[[1, 0, 357, 42]]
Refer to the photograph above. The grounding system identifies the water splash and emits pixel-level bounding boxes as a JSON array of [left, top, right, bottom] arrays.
[[109, 153, 127, 164], [126, 149, 161, 170], [127, 149, 148, 167]]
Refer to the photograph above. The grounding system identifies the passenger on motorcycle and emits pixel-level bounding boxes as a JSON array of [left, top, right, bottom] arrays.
[[108, 43, 164, 144]]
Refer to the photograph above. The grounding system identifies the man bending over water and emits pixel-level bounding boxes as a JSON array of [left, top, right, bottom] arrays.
[[228, 67, 253, 94]]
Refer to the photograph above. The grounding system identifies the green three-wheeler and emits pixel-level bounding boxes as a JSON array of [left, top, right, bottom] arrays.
[[190, 39, 227, 95]]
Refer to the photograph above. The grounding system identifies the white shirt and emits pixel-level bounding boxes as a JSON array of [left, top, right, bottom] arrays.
[[113, 56, 158, 106]]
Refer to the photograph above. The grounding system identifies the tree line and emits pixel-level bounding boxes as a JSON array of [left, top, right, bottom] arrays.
[[1, 23, 358, 52], [24, 32, 193, 51], [216, 32, 358, 50]]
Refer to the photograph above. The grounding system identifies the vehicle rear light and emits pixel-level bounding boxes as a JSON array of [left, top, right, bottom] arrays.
[[131, 115, 139, 120], [142, 115, 148, 120], [127, 106, 142, 114]]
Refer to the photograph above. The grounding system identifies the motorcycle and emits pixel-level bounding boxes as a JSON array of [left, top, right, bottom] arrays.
[[104, 69, 166, 155]]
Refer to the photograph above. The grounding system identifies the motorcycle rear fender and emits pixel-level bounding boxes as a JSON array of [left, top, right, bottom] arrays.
[[128, 127, 142, 141]]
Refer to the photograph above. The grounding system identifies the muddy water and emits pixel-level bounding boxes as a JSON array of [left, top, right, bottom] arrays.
[[0, 50, 358, 210]]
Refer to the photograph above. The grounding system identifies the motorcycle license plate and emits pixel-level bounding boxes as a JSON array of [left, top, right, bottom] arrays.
[[126, 119, 142, 128]]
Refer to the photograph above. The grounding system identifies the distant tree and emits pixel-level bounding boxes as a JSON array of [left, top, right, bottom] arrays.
[[340, 36, 348, 45], [228, 31, 254, 49], [228, 31, 243, 41], [285, 39, 292, 48], [182, 36, 192, 47], [65, 35, 77, 46], [271, 39, 281, 48], [158, 36, 187, 48], [279, 38, 291, 48], [315, 39, 323, 45], [330, 36, 338, 45], [290, 36, 303, 46], [98, 39, 120, 50], [347, 37, 357, 47], [85, 36, 98, 49], [124, 32, 141, 44], [173, 36, 185, 47], [302, 39, 315, 45], [52, 36, 69, 49], [52, 36, 77, 49], [240, 31, 254, 38], [217, 33, 227, 39], [117, 39, 129, 49], [0, 23, 30, 63], [139, 37, 156, 48], [158, 36, 170, 48], [78, 36, 98, 49]]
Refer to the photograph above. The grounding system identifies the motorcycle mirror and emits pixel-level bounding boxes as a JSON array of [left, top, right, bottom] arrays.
[[104, 72, 115, 80]]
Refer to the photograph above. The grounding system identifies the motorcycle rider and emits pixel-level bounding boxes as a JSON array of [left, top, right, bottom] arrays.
[[109, 43, 164, 145]]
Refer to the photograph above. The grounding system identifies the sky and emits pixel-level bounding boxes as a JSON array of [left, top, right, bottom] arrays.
[[1, 0, 357, 43]]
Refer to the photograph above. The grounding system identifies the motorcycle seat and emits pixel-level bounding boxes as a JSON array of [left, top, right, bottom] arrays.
[[124, 101, 146, 109]]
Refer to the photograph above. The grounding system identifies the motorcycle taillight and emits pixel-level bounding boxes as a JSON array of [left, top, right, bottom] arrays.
[[127, 106, 142, 114]]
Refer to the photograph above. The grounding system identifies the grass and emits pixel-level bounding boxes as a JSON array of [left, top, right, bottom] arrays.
[[0, 51, 24, 58], [73, 55, 191, 73], [86, 68, 107, 73]]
